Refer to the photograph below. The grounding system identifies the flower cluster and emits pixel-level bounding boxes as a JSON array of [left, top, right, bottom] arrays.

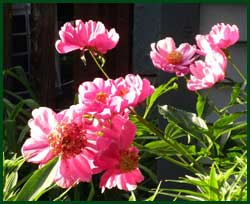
[[22, 19, 241, 194], [22, 20, 154, 192], [78, 74, 154, 117], [150, 23, 239, 90], [22, 76, 153, 191]]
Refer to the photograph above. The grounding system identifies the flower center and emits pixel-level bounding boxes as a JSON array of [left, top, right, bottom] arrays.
[[166, 51, 183, 65], [117, 88, 129, 97], [119, 149, 139, 172], [48, 122, 87, 159], [96, 92, 108, 103]]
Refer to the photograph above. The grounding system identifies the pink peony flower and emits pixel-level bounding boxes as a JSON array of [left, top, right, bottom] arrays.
[[208, 23, 240, 49], [78, 77, 124, 117], [187, 49, 227, 91], [94, 115, 144, 192], [195, 34, 217, 56], [78, 74, 154, 116], [150, 37, 197, 76], [21, 105, 102, 188], [55, 20, 119, 54], [114, 74, 155, 107]]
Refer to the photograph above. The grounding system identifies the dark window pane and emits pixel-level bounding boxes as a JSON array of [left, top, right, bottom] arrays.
[[12, 15, 26, 33], [57, 3, 73, 24], [12, 35, 27, 53], [11, 55, 28, 72], [60, 54, 73, 83]]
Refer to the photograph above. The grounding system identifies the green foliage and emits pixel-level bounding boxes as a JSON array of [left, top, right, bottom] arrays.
[[3, 154, 25, 200], [144, 181, 162, 201], [3, 66, 36, 99], [144, 77, 178, 118], [158, 104, 210, 148], [156, 153, 247, 201], [3, 66, 40, 154], [196, 93, 207, 117], [14, 157, 58, 201]]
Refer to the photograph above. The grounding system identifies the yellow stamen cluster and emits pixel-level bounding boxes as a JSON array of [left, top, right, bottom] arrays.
[[48, 122, 86, 158], [166, 51, 183, 65]]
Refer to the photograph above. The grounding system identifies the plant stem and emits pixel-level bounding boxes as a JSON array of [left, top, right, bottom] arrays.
[[135, 142, 199, 174], [228, 57, 246, 82], [88, 50, 110, 79], [87, 181, 95, 201], [131, 108, 205, 173]]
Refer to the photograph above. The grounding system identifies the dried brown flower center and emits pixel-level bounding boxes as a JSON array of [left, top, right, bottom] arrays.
[[119, 149, 139, 172]]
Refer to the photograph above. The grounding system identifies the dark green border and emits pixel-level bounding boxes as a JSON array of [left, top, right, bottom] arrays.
[[247, 2, 250, 203], [0, 2, 3, 203], [1, 0, 249, 3], [1, 1, 249, 203]]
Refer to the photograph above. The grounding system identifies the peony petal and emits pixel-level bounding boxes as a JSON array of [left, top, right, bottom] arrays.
[[209, 23, 239, 49], [95, 141, 120, 169], [55, 40, 81, 54], [99, 169, 119, 193], [157, 37, 176, 54], [54, 154, 92, 188], [21, 137, 54, 164], [28, 107, 57, 139], [75, 19, 88, 45], [120, 119, 136, 149]]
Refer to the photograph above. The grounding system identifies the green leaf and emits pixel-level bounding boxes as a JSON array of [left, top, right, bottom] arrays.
[[3, 155, 25, 200], [208, 164, 219, 200], [53, 185, 72, 201], [139, 164, 158, 184], [17, 125, 30, 145], [10, 99, 40, 120], [15, 157, 58, 201], [144, 77, 178, 118], [87, 181, 95, 201], [158, 105, 208, 139], [164, 122, 186, 140], [145, 140, 176, 155], [214, 122, 246, 139], [128, 191, 136, 201], [4, 66, 36, 99], [4, 120, 17, 152], [33, 184, 56, 201], [4, 172, 18, 200], [231, 134, 246, 142], [229, 83, 241, 105], [130, 114, 154, 136], [223, 161, 239, 183], [4, 89, 24, 101], [214, 112, 245, 128], [160, 188, 207, 200], [145, 181, 162, 201], [166, 176, 209, 195], [196, 94, 206, 117], [3, 155, 24, 174], [154, 191, 204, 201], [3, 98, 15, 118]]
